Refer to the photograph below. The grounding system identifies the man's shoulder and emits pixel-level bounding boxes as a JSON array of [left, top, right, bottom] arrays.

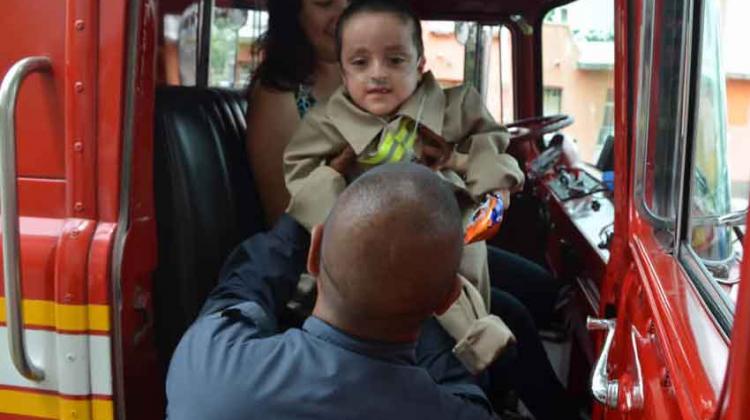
[[167, 325, 496, 420], [173, 306, 306, 357], [166, 320, 307, 416]]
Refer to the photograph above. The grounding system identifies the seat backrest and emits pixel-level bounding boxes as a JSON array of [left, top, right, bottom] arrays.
[[152, 86, 264, 362]]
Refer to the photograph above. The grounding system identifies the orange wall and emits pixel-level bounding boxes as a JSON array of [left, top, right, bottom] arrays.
[[728, 79, 750, 126], [421, 30, 514, 124], [422, 32, 465, 85], [422, 24, 614, 163], [542, 24, 614, 163], [727, 78, 750, 195]]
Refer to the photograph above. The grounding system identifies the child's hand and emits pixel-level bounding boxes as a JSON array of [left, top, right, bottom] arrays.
[[328, 145, 357, 175], [416, 125, 452, 170]]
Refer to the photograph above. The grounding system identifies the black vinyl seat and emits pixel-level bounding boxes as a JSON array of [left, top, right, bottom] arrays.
[[153, 86, 264, 362]]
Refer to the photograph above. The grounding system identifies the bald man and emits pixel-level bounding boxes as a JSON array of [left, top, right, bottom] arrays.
[[166, 163, 497, 419]]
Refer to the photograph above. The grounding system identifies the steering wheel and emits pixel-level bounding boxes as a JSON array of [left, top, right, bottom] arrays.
[[505, 114, 574, 142]]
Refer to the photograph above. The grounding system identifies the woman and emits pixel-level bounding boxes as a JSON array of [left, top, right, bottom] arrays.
[[245, 2, 576, 418], [246, 0, 349, 227]]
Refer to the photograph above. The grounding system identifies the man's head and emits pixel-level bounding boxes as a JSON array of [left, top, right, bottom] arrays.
[[336, 0, 425, 117], [308, 163, 463, 342]]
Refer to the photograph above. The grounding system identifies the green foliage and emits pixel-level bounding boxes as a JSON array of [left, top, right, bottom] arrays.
[[209, 9, 247, 87], [583, 29, 614, 42]]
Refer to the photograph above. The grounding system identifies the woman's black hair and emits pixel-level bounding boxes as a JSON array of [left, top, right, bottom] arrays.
[[335, 0, 423, 61], [252, 0, 316, 92]]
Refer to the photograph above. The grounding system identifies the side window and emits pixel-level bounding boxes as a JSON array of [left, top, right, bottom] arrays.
[[680, 0, 750, 330], [421, 21, 514, 124], [161, 4, 266, 88], [209, 7, 265, 88], [542, 0, 615, 164], [162, 4, 199, 86], [421, 21, 467, 87]]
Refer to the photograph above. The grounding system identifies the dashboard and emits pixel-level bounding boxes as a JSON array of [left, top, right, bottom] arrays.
[[530, 152, 615, 314]]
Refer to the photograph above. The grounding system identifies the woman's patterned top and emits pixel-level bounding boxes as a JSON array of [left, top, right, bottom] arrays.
[[294, 83, 317, 118]]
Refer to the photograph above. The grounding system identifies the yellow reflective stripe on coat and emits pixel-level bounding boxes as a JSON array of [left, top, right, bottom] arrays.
[[358, 119, 417, 165]]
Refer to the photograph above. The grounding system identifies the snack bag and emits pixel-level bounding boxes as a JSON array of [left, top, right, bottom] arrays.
[[464, 192, 504, 244]]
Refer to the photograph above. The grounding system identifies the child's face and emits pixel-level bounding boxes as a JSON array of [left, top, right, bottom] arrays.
[[340, 12, 424, 117]]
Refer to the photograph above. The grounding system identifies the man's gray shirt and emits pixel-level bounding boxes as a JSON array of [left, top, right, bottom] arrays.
[[166, 215, 495, 419]]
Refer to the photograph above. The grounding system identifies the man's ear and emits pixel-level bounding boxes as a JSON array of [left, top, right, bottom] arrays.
[[307, 224, 325, 276], [417, 55, 426, 74], [434, 275, 462, 316]]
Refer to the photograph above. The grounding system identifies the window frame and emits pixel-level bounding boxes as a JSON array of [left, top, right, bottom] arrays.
[[632, 0, 692, 235], [537, 1, 617, 165], [461, 21, 517, 122], [497, 24, 517, 124], [676, 0, 737, 335], [633, 0, 738, 335]]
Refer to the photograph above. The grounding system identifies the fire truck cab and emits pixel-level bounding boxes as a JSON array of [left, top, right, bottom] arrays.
[[1, 0, 750, 418]]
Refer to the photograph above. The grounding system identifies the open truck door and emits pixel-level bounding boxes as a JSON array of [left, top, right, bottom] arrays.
[[588, 0, 750, 418], [0, 0, 161, 418]]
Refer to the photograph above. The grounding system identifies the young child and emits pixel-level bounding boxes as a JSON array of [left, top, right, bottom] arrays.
[[284, 0, 524, 373]]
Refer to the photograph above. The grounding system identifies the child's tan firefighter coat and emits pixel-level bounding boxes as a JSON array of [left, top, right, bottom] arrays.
[[284, 71, 525, 373]]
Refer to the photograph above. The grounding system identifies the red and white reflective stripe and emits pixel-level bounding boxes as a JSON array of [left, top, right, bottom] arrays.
[[0, 327, 112, 395], [0, 327, 113, 419]]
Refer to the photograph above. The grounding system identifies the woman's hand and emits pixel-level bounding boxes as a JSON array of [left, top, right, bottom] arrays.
[[328, 145, 357, 175]]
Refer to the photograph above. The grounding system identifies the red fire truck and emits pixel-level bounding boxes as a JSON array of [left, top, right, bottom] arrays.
[[1, 0, 749, 418]]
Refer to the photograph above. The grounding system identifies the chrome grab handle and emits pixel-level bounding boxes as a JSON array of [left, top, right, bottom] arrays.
[[586, 317, 618, 408], [624, 326, 645, 411], [0, 56, 51, 381], [693, 208, 748, 227]]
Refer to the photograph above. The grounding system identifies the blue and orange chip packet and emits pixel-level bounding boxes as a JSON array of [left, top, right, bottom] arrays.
[[464, 192, 505, 244]]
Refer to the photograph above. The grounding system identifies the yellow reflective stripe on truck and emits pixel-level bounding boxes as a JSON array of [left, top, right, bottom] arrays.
[[0, 388, 113, 420], [0, 298, 109, 333]]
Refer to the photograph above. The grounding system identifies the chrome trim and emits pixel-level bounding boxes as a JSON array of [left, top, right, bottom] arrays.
[[693, 209, 748, 227], [587, 317, 619, 408], [632, 0, 677, 232], [680, 243, 734, 336], [633, 1, 692, 233], [196, 0, 213, 87], [475, 25, 491, 101], [624, 327, 645, 411], [111, 0, 143, 417], [463, 24, 479, 92], [673, 0, 697, 256], [0, 56, 51, 382]]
